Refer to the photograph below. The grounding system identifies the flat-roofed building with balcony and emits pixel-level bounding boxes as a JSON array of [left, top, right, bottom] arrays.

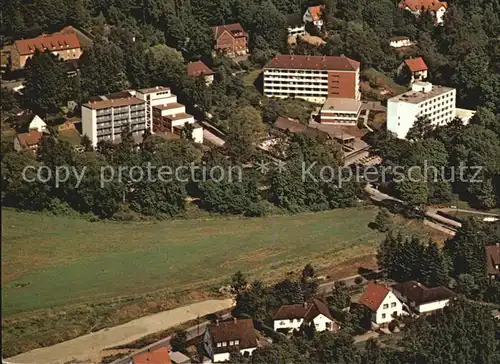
[[82, 93, 147, 146], [136, 86, 177, 131], [263, 55, 360, 104], [387, 81, 456, 139], [320, 97, 362, 125]]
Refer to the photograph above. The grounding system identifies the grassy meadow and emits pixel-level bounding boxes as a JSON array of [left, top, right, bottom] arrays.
[[1, 206, 444, 356]]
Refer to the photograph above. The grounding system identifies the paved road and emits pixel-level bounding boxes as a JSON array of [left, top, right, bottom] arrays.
[[110, 313, 232, 364], [110, 271, 383, 363], [7, 299, 234, 364]]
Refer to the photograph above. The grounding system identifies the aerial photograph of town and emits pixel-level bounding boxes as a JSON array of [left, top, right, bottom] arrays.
[[1, 0, 499, 363]]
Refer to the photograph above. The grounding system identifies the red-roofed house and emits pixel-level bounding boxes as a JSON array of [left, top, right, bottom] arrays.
[[486, 244, 500, 281], [303, 5, 325, 30], [272, 297, 340, 333], [358, 281, 403, 325], [14, 32, 82, 69], [212, 23, 248, 58], [14, 130, 43, 154], [397, 57, 428, 83], [187, 61, 215, 85], [398, 0, 448, 25], [132, 347, 172, 364]]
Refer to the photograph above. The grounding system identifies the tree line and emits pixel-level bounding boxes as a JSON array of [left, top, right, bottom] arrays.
[[377, 220, 500, 304], [1, 125, 363, 219], [229, 266, 499, 364]]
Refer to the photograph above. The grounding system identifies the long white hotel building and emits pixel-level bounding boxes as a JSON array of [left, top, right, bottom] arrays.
[[263, 55, 361, 104], [387, 81, 456, 139]]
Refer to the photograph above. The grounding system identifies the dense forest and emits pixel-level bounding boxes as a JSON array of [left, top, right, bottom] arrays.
[[1, 0, 500, 218]]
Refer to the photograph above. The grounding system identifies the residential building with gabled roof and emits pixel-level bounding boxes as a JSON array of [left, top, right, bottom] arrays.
[[273, 297, 340, 333], [303, 5, 325, 30], [14, 32, 82, 69], [392, 281, 455, 315], [359, 281, 403, 325], [397, 57, 428, 83], [398, 0, 448, 25], [486, 244, 500, 280], [212, 23, 248, 58], [131, 347, 172, 364], [14, 130, 43, 154], [203, 318, 258, 363], [187, 61, 215, 85], [285, 13, 306, 38]]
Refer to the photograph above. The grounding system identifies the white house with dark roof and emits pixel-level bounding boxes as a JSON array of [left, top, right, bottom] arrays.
[[203, 318, 258, 363], [273, 297, 340, 333], [392, 281, 455, 315]]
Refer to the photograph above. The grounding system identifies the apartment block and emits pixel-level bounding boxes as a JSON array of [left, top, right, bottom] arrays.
[[136, 86, 177, 131], [83, 87, 204, 146], [138, 86, 202, 143], [387, 82, 456, 139], [263, 55, 360, 104], [82, 92, 147, 146]]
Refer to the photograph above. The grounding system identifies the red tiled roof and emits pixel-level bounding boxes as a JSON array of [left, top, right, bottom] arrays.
[[187, 61, 214, 77], [486, 245, 500, 276], [398, 0, 448, 12], [133, 347, 172, 364], [16, 130, 42, 149], [208, 318, 257, 354], [212, 23, 247, 40], [265, 55, 360, 71], [359, 281, 390, 312], [404, 57, 428, 72], [15, 33, 81, 56], [308, 5, 324, 21]]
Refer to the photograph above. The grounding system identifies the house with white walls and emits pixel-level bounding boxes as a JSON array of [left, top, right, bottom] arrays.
[[303, 5, 325, 31], [392, 281, 455, 315], [389, 36, 414, 48], [359, 281, 403, 325], [398, 0, 448, 25], [273, 297, 340, 333], [203, 318, 258, 363]]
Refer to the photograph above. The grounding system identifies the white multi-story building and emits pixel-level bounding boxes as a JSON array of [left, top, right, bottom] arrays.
[[263, 55, 361, 104], [136, 86, 177, 131], [82, 92, 147, 146], [83, 86, 203, 146], [387, 82, 456, 139]]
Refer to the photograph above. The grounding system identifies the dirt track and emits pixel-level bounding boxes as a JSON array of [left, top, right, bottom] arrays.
[[7, 299, 233, 364]]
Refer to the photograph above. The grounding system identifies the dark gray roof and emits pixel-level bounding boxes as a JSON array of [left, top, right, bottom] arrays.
[[285, 13, 303, 27]]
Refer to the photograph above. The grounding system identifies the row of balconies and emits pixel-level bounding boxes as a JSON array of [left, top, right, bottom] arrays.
[[264, 83, 328, 89], [265, 69, 327, 75], [264, 87, 328, 93]]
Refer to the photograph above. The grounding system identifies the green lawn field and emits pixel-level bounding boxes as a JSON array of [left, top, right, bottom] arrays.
[[1, 206, 443, 356], [2, 206, 389, 315]]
